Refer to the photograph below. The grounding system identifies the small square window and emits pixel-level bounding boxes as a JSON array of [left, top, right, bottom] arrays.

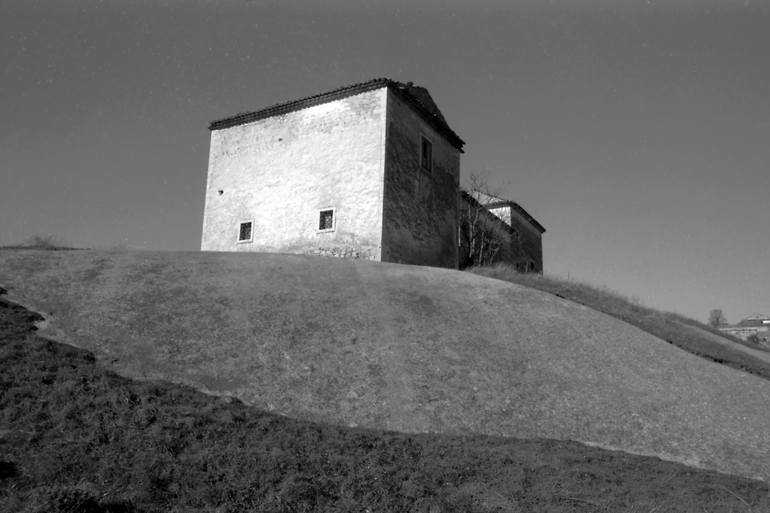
[[318, 208, 335, 232], [420, 136, 432, 172], [238, 221, 253, 242]]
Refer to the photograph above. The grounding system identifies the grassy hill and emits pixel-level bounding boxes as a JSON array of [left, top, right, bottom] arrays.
[[2, 250, 770, 484], [471, 265, 770, 376], [1, 296, 768, 512]]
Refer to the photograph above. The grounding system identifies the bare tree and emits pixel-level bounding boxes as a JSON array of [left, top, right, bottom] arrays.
[[708, 309, 727, 328], [458, 173, 509, 268]]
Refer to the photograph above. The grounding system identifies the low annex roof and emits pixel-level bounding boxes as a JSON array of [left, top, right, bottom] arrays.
[[208, 78, 465, 151], [474, 192, 546, 234]]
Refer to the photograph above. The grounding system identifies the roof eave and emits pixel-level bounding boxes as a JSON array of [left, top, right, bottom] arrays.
[[207, 78, 465, 152]]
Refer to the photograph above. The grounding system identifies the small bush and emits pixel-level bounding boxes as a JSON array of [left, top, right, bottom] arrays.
[[23, 234, 69, 250], [0, 234, 77, 250]]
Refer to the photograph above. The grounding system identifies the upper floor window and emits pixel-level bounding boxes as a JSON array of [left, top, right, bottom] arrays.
[[420, 136, 432, 172]]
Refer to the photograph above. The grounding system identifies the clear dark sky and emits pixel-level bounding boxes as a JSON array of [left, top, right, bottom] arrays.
[[1, 0, 768, 323]]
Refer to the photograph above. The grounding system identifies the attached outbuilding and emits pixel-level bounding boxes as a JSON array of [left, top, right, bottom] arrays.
[[458, 191, 545, 272]]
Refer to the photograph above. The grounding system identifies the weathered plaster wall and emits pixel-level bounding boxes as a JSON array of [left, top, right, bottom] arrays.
[[381, 90, 460, 268], [487, 205, 543, 272], [508, 209, 543, 272], [485, 205, 518, 266], [201, 89, 387, 259]]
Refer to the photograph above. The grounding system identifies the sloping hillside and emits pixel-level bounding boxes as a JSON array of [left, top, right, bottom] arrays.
[[3, 298, 767, 512], [2, 250, 770, 482], [472, 265, 770, 375]]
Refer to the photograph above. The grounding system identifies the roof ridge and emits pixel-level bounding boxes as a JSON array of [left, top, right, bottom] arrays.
[[208, 78, 464, 151], [253, 77, 392, 119]]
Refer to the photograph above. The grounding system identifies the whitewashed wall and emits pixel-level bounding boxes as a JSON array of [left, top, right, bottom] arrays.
[[201, 88, 388, 260]]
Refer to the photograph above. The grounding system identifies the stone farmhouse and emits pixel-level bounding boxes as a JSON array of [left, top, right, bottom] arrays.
[[719, 314, 770, 345], [201, 78, 544, 271]]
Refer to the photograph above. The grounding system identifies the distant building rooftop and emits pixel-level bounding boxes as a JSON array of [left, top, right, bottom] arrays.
[[737, 314, 770, 327]]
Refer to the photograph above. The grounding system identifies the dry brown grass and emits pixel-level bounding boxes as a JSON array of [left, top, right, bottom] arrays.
[[3, 250, 770, 483], [2, 296, 768, 512], [471, 264, 770, 378]]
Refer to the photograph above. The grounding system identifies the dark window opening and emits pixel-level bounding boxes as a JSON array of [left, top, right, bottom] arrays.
[[420, 136, 432, 172], [238, 221, 253, 242], [319, 209, 335, 231]]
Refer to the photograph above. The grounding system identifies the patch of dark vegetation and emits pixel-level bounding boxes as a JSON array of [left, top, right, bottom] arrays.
[[473, 265, 770, 382], [0, 298, 44, 337], [1, 298, 768, 512], [0, 461, 18, 480], [20, 485, 136, 513]]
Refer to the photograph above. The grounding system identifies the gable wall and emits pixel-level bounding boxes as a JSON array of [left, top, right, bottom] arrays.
[[487, 205, 512, 226], [381, 90, 460, 268], [201, 88, 387, 259]]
